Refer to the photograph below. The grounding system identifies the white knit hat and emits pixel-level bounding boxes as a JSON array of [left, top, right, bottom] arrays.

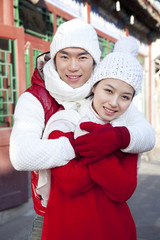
[[92, 36, 143, 95], [50, 18, 101, 64]]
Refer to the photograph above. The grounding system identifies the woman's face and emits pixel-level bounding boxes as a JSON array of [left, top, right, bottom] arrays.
[[92, 78, 134, 122], [55, 47, 94, 88]]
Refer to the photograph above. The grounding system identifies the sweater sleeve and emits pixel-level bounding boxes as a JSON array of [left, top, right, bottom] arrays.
[[121, 102, 155, 153], [89, 152, 138, 202], [9, 93, 75, 171], [49, 130, 95, 197], [52, 159, 95, 197]]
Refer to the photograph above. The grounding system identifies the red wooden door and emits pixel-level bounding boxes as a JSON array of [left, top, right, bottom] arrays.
[[0, 129, 28, 211]]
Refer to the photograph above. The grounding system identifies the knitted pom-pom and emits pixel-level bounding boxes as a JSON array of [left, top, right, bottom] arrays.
[[113, 36, 139, 57]]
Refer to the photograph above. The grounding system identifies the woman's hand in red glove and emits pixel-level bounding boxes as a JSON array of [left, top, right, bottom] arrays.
[[75, 122, 130, 164]]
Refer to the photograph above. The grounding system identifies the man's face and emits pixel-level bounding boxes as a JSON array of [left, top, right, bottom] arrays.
[[55, 47, 94, 88]]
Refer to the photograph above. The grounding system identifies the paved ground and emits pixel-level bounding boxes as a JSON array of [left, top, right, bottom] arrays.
[[0, 198, 35, 240], [128, 160, 160, 240], [0, 160, 160, 240]]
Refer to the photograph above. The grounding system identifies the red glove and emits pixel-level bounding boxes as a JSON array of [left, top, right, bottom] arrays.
[[75, 122, 130, 164]]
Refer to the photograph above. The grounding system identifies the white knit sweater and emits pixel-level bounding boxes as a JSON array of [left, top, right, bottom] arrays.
[[9, 92, 76, 171], [10, 93, 155, 172]]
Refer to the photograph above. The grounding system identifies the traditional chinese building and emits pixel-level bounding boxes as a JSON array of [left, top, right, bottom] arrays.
[[0, 0, 160, 214]]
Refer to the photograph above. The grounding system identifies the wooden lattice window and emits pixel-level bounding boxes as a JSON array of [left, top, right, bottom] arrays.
[[0, 38, 17, 128], [14, 0, 53, 41], [25, 48, 42, 89], [98, 36, 115, 59], [56, 16, 67, 28]]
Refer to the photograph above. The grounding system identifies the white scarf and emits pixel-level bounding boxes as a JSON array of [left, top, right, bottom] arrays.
[[43, 59, 93, 110]]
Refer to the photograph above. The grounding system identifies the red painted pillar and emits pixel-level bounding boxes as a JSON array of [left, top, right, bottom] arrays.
[[53, 14, 57, 34], [0, 0, 14, 26], [86, 3, 91, 24], [124, 27, 129, 36]]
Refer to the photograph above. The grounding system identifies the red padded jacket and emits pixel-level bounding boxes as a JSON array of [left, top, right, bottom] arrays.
[[26, 63, 64, 216]]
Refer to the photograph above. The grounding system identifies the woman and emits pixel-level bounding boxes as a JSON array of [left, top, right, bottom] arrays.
[[41, 36, 146, 240]]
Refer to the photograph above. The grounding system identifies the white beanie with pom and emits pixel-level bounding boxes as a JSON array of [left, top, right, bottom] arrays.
[[50, 18, 101, 64], [92, 36, 143, 95]]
